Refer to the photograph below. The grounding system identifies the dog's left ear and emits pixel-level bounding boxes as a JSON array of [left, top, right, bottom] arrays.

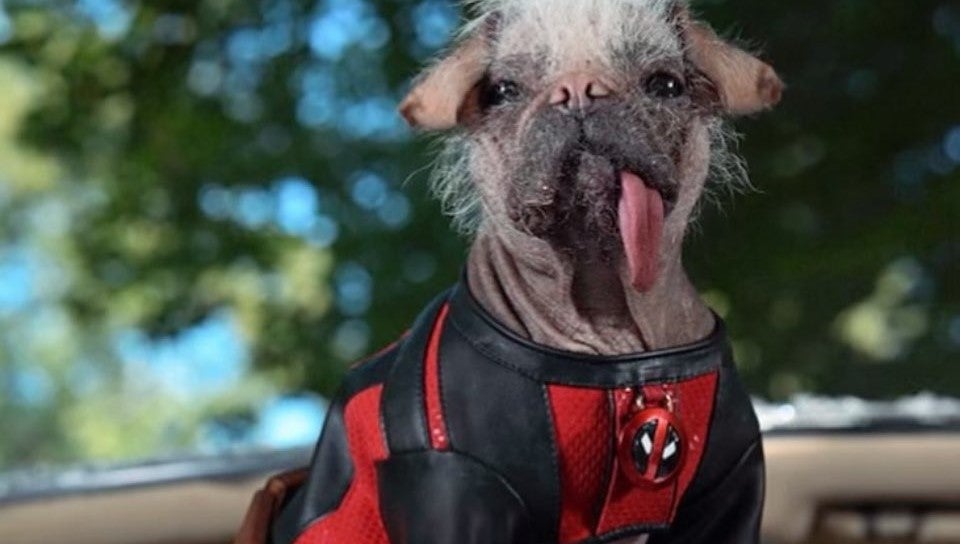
[[677, 8, 783, 116], [399, 18, 494, 131]]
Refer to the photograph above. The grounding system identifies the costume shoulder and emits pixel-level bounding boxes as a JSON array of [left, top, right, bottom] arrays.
[[270, 288, 534, 544], [374, 286, 536, 543], [269, 291, 450, 544], [269, 340, 399, 544]]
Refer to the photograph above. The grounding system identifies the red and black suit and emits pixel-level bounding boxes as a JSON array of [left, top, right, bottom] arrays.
[[270, 281, 765, 544]]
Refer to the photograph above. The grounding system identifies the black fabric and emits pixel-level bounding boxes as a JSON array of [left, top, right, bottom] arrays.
[[377, 450, 534, 544], [381, 292, 448, 453], [440, 323, 561, 542], [270, 279, 765, 544], [647, 441, 765, 544], [446, 281, 728, 387]]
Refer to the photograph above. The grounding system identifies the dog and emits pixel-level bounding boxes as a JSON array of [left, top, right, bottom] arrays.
[[236, 0, 782, 542]]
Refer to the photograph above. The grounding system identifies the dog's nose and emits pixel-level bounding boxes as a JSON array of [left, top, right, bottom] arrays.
[[549, 73, 613, 114]]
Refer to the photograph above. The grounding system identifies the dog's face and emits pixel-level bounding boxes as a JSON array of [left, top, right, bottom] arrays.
[[401, 0, 781, 292]]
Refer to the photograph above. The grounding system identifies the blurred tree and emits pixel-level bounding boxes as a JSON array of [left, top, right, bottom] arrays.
[[0, 0, 956, 469], [691, 0, 960, 399]]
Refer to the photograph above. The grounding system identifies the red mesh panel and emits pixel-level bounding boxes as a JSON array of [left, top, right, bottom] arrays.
[[294, 386, 389, 544], [672, 372, 720, 506], [424, 304, 451, 450], [596, 371, 718, 536], [547, 385, 612, 543]]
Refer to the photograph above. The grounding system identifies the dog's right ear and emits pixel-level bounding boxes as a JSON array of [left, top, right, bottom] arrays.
[[399, 19, 494, 131], [677, 8, 783, 116]]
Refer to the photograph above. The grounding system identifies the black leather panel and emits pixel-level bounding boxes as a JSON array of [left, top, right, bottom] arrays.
[[647, 440, 765, 544], [377, 450, 534, 544], [446, 280, 728, 387], [272, 279, 765, 544], [270, 341, 399, 544], [270, 395, 350, 544], [440, 323, 561, 542], [381, 292, 449, 454]]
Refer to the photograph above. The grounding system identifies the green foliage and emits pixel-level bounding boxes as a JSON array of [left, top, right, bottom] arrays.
[[689, 0, 960, 398], [0, 0, 957, 470]]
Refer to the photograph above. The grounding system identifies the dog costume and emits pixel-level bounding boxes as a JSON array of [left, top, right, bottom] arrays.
[[259, 278, 764, 544]]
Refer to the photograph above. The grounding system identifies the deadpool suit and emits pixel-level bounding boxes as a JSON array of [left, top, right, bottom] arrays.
[[249, 280, 764, 544]]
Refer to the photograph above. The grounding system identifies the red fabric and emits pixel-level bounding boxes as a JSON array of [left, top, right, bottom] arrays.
[[294, 386, 389, 544], [424, 304, 451, 450], [596, 371, 719, 535], [547, 385, 612, 543]]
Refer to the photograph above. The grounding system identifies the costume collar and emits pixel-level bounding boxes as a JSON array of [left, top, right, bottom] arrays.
[[445, 279, 732, 388]]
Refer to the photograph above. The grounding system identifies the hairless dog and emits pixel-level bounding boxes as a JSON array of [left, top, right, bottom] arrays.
[[237, 1, 782, 543]]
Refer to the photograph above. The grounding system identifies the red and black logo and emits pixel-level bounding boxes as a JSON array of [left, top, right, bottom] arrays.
[[618, 404, 686, 487]]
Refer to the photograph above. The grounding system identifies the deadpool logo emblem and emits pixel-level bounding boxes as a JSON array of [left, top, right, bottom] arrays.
[[617, 406, 686, 487]]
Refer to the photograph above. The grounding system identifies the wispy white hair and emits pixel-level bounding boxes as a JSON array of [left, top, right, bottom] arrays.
[[467, 0, 683, 68], [429, 133, 483, 234]]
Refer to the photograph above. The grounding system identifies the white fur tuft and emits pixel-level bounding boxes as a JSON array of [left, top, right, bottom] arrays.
[[468, 0, 683, 68], [428, 133, 484, 234]]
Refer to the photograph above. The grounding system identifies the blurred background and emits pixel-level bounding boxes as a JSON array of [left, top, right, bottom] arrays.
[[0, 0, 957, 493]]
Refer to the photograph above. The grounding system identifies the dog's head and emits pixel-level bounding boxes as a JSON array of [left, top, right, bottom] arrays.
[[401, 0, 782, 292]]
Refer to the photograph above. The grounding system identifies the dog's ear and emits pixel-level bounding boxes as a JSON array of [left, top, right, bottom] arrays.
[[399, 19, 494, 131], [678, 9, 783, 116]]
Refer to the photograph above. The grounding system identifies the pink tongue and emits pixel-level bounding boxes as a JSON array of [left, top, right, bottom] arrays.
[[618, 171, 664, 292]]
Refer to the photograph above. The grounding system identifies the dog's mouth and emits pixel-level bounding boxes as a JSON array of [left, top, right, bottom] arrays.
[[511, 133, 679, 293], [571, 140, 678, 211], [563, 145, 678, 293]]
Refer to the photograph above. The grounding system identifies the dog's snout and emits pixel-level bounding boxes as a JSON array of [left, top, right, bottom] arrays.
[[548, 73, 614, 114]]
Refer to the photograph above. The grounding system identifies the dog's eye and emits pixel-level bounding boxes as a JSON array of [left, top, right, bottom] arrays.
[[645, 72, 685, 99], [482, 79, 521, 108]]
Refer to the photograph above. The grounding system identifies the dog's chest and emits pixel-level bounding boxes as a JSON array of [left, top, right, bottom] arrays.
[[376, 288, 724, 542], [273, 285, 763, 544]]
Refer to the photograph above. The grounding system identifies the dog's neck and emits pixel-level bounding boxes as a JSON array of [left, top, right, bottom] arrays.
[[467, 228, 714, 354]]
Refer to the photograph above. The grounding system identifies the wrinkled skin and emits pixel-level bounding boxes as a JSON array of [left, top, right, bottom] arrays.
[[400, 1, 781, 351], [475, 51, 714, 251], [463, 24, 720, 353]]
